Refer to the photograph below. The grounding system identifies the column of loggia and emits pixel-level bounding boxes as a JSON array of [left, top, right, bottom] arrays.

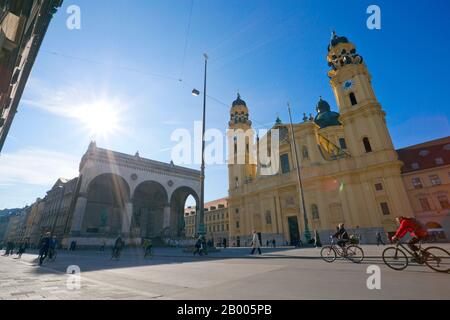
[[69, 194, 88, 236]]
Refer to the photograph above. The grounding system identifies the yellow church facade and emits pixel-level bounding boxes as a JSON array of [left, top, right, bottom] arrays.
[[227, 32, 412, 245]]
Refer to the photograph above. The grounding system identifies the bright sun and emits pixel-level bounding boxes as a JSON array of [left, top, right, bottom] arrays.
[[75, 100, 121, 138]]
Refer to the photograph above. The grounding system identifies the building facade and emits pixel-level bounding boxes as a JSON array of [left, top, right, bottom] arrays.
[[0, 0, 63, 152], [35, 178, 78, 246], [398, 137, 450, 240], [25, 198, 46, 247], [64, 142, 201, 248], [185, 198, 229, 244], [227, 32, 413, 245]]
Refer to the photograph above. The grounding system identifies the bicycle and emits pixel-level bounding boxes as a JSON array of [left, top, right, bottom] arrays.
[[47, 248, 57, 262], [320, 237, 364, 263], [144, 246, 153, 259], [382, 240, 450, 273], [38, 247, 57, 265]]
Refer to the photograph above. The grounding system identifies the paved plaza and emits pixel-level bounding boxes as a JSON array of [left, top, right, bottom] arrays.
[[0, 245, 449, 300]]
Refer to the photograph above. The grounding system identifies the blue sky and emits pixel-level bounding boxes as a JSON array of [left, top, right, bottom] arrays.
[[1, 0, 449, 209]]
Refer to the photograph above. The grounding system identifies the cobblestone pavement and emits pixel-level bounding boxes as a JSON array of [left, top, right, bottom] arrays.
[[0, 245, 449, 300]]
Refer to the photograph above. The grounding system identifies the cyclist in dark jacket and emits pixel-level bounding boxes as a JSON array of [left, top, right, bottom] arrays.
[[333, 223, 349, 248], [38, 233, 51, 265]]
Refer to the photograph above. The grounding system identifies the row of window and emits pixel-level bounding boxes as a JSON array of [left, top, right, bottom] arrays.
[[418, 195, 450, 212], [205, 213, 228, 221], [279, 137, 373, 174], [207, 224, 229, 233], [233, 200, 391, 225], [412, 174, 445, 189], [411, 158, 445, 170]]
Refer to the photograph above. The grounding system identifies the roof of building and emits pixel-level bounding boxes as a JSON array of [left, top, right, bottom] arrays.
[[232, 93, 246, 107], [184, 197, 228, 214], [314, 97, 341, 128], [397, 136, 450, 174], [328, 31, 350, 52], [82, 143, 200, 178]]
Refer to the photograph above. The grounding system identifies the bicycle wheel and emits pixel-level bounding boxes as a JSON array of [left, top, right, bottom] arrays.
[[424, 247, 450, 273], [320, 246, 337, 263], [346, 245, 364, 263], [382, 247, 408, 271]]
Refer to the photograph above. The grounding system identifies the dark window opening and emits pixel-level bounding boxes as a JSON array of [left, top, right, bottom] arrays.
[[349, 92, 357, 106], [280, 154, 290, 174], [339, 138, 347, 150], [363, 137, 372, 153], [380, 202, 390, 215], [375, 183, 383, 191]]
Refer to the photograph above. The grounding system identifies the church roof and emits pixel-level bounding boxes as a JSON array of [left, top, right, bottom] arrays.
[[397, 136, 450, 174], [314, 97, 341, 128], [328, 31, 349, 52], [232, 93, 246, 107]]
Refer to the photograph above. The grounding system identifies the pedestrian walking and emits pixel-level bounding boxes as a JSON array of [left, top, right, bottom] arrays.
[[314, 230, 322, 248], [100, 239, 106, 251], [143, 238, 153, 258], [376, 232, 385, 246], [111, 234, 124, 259], [272, 239, 276, 248], [16, 239, 29, 259], [222, 238, 227, 249], [250, 231, 262, 255]]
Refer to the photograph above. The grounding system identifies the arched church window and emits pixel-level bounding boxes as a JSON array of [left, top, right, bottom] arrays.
[[235, 177, 239, 188], [349, 92, 357, 106], [312, 204, 319, 220], [363, 137, 372, 153]]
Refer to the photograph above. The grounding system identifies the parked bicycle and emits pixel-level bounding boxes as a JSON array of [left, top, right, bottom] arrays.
[[320, 236, 364, 263], [382, 240, 449, 273]]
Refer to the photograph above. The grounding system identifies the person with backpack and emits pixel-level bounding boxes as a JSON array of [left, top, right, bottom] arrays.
[[391, 216, 428, 256], [333, 223, 349, 248]]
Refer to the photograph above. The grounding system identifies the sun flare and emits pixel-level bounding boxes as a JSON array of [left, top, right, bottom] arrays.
[[75, 100, 122, 138]]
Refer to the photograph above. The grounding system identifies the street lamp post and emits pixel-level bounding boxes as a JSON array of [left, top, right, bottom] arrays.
[[192, 53, 208, 236], [287, 103, 311, 243]]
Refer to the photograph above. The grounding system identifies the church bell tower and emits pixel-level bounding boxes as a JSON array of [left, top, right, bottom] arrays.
[[327, 31, 396, 161], [227, 94, 256, 192]]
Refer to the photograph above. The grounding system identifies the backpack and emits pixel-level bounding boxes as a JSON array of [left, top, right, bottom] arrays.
[[405, 217, 427, 233]]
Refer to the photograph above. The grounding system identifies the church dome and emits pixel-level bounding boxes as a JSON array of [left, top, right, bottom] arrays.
[[327, 31, 349, 52], [314, 97, 341, 129], [316, 98, 331, 114], [232, 93, 246, 107]]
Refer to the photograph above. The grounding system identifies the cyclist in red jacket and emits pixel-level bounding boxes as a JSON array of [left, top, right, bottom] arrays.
[[391, 216, 428, 255]]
